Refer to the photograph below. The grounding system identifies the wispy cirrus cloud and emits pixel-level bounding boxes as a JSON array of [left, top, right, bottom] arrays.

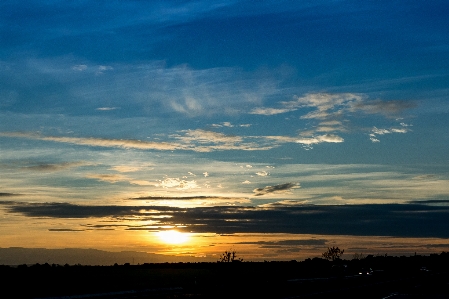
[[0, 132, 185, 151], [282, 93, 363, 120], [0, 131, 274, 153], [3, 56, 279, 117]]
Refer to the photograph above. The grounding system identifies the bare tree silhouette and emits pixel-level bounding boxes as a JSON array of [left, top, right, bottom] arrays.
[[218, 249, 243, 263], [322, 246, 344, 261]]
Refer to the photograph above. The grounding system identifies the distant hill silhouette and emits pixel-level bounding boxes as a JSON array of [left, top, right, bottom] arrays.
[[0, 247, 211, 265]]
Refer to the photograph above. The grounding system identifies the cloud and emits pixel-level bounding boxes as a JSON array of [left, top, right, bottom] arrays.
[[263, 133, 343, 149], [3, 201, 449, 238], [249, 107, 294, 115], [0, 131, 275, 153], [0, 132, 185, 151], [211, 122, 235, 127], [72, 65, 87, 71], [130, 195, 242, 201], [172, 129, 274, 152], [176, 129, 243, 144], [283, 93, 363, 114], [255, 171, 269, 177], [86, 174, 129, 183], [295, 134, 344, 149], [110, 165, 143, 173], [407, 199, 449, 205], [158, 177, 200, 190], [264, 136, 299, 143], [129, 180, 156, 186], [253, 182, 300, 196], [96, 107, 118, 111], [0, 202, 150, 218], [352, 100, 417, 115], [259, 200, 311, 206], [369, 126, 410, 142], [48, 228, 85, 232], [238, 239, 327, 247], [20, 161, 86, 172], [3, 56, 281, 118], [251, 93, 415, 147], [0, 193, 20, 197]]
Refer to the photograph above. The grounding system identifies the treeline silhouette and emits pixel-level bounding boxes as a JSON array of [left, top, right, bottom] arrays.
[[1, 252, 449, 298]]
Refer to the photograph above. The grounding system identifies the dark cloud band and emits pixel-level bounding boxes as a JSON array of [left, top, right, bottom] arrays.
[[2, 201, 449, 238]]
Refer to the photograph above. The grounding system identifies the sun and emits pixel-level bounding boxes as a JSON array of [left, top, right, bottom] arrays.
[[157, 230, 189, 244]]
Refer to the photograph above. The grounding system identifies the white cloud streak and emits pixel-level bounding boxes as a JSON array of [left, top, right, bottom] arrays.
[[0, 131, 274, 153], [370, 126, 409, 142], [158, 178, 200, 190]]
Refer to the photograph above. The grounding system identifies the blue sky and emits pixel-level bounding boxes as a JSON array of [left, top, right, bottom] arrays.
[[1, 0, 449, 263]]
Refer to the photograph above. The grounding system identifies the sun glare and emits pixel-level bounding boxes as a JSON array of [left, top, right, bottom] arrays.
[[157, 230, 189, 244]]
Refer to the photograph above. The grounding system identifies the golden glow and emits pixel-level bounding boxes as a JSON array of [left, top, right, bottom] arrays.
[[157, 230, 189, 244]]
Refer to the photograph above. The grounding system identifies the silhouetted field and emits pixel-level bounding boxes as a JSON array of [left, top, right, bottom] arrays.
[[1, 253, 449, 298]]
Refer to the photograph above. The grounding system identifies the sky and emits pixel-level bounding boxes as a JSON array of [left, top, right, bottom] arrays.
[[1, 0, 449, 264]]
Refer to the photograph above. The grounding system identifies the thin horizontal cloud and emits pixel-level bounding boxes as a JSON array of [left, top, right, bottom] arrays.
[[0, 193, 21, 197], [3, 201, 449, 238], [20, 161, 87, 172], [263, 134, 344, 147], [86, 174, 129, 183], [296, 134, 344, 145], [48, 228, 85, 232], [130, 195, 244, 201], [110, 165, 143, 173], [253, 182, 300, 196], [249, 107, 295, 115], [255, 171, 269, 176], [1, 132, 185, 151], [129, 180, 157, 186], [176, 129, 242, 144], [407, 199, 449, 205], [0, 131, 275, 152], [353, 100, 417, 115], [238, 239, 327, 247], [96, 107, 118, 111]]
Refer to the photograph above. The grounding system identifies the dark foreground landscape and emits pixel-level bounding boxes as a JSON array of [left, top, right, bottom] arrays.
[[1, 253, 449, 299]]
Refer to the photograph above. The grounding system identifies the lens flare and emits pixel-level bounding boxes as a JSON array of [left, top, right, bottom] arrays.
[[157, 230, 189, 244]]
